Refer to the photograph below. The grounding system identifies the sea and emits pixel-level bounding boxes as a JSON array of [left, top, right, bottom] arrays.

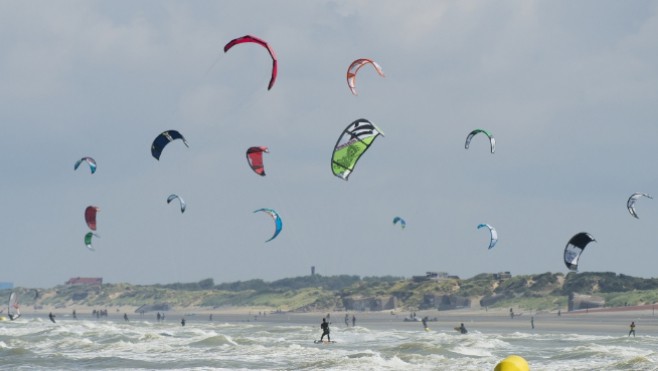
[[1, 311, 658, 370]]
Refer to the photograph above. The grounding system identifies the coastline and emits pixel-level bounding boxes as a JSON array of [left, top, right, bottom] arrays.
[[19, 304, 658, 337]]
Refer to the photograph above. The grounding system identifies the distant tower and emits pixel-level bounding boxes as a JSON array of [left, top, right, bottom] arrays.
[[311, 266, 315, 276]]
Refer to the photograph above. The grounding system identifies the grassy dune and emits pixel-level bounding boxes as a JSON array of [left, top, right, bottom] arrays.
[[3, 272, 658, 312]]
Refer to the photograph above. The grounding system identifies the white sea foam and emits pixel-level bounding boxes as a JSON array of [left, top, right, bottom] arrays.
[[2, 315, 658, 370]]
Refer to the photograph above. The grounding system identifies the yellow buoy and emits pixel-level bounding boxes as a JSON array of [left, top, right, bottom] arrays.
[[494, 355, 529, 371]]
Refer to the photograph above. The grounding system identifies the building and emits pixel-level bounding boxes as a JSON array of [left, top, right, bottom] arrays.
[[493, 271, 512, 280], [412, 272, 458, 282], [65, 277, 103, 286]]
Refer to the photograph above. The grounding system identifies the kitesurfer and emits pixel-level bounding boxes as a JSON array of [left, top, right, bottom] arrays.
[[72, 309, 77, 319], [320, 318, 331, 342], [458, 323, 468, 334], [157, 312, 161, 322], [421, 316, 428, 330], [344, 314, 349, 327], [48, 312, 56, 323], [181, 318, 186, 327], [629, 321, 636, 337], [124, 313, 129, 322], [530, 316, 535, 329], [352, 314, 356, 327]]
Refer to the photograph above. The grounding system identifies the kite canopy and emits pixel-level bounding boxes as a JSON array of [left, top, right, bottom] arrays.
[[465, 129, 495, 154], [246, 146, 269, 176], [627, 192, 652, 219], [151, 130, 189, 160], [85, 206, 99, 231], [85, 232, 99, 251], [8, 291, 20, 320], [331, 118, 384, 181], [564, 232, 595, 271], [224, 35, 278, 90], [393, 216, 406, 229], [347, 58, 385, 95], [74, 157, 97, 174], [477, 223, 498, 250], [167, 194, 186, 213], [254, 208, 282, 242]]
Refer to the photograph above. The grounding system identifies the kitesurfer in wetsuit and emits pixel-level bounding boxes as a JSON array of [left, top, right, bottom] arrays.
[[459, 323, 468, 334], [124, 313, 129, 321], [181, 318, 186, 326], [629, 321, 636, 337], [49, 312, 56, 323], [320, 318, 330, 342], [421, 316, 428, 330]]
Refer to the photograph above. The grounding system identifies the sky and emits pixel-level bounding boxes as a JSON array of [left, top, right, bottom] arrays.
[[1, 1, 658, 288]]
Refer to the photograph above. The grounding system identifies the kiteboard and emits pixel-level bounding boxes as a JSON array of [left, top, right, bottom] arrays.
[[314, 340, 336, 344]]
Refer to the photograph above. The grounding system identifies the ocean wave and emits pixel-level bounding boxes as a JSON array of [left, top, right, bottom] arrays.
[[189, 334, 238, 347]]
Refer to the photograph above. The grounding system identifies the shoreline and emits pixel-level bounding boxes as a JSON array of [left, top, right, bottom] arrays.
[[22, 303, 658, 321]]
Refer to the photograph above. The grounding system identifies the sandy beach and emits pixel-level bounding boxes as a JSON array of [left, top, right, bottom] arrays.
[[22, 304, 658, 337]]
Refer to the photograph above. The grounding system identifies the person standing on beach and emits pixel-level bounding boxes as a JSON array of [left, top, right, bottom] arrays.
[[629, 321, 636, 337], [320, 318, 331, 342]]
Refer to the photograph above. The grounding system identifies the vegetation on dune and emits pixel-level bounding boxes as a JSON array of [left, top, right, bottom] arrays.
[[4, 272, 658, 312]]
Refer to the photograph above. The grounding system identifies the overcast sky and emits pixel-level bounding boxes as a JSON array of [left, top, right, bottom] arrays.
[[2, 1, 658, 288]]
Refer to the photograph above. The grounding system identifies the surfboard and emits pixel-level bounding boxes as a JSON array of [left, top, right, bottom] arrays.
[[424, 327, 430, 332], [314, 340, 336, 344]]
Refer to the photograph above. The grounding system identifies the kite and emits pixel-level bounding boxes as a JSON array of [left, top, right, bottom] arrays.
[[85, 206, 99, 231], [564, 232, 596, 272], [167, 194, 186, 213], [347, 58, 385, 95], [331, 118, 384, 180], [84, 232, 99, 251], [477, 223, 498, 250], [246, 146, 269, 176], [151, 130, 189, 160], [74, 157, 97, 174], [393, 217, 406, 229], [224, 35, 278, 90], [465, 129, 495, 154], [254, 208, 282, 242], [627, 192, 653, 219]]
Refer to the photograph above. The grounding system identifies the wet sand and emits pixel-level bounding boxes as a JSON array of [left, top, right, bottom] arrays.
[[26, 305, 658, 336]]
